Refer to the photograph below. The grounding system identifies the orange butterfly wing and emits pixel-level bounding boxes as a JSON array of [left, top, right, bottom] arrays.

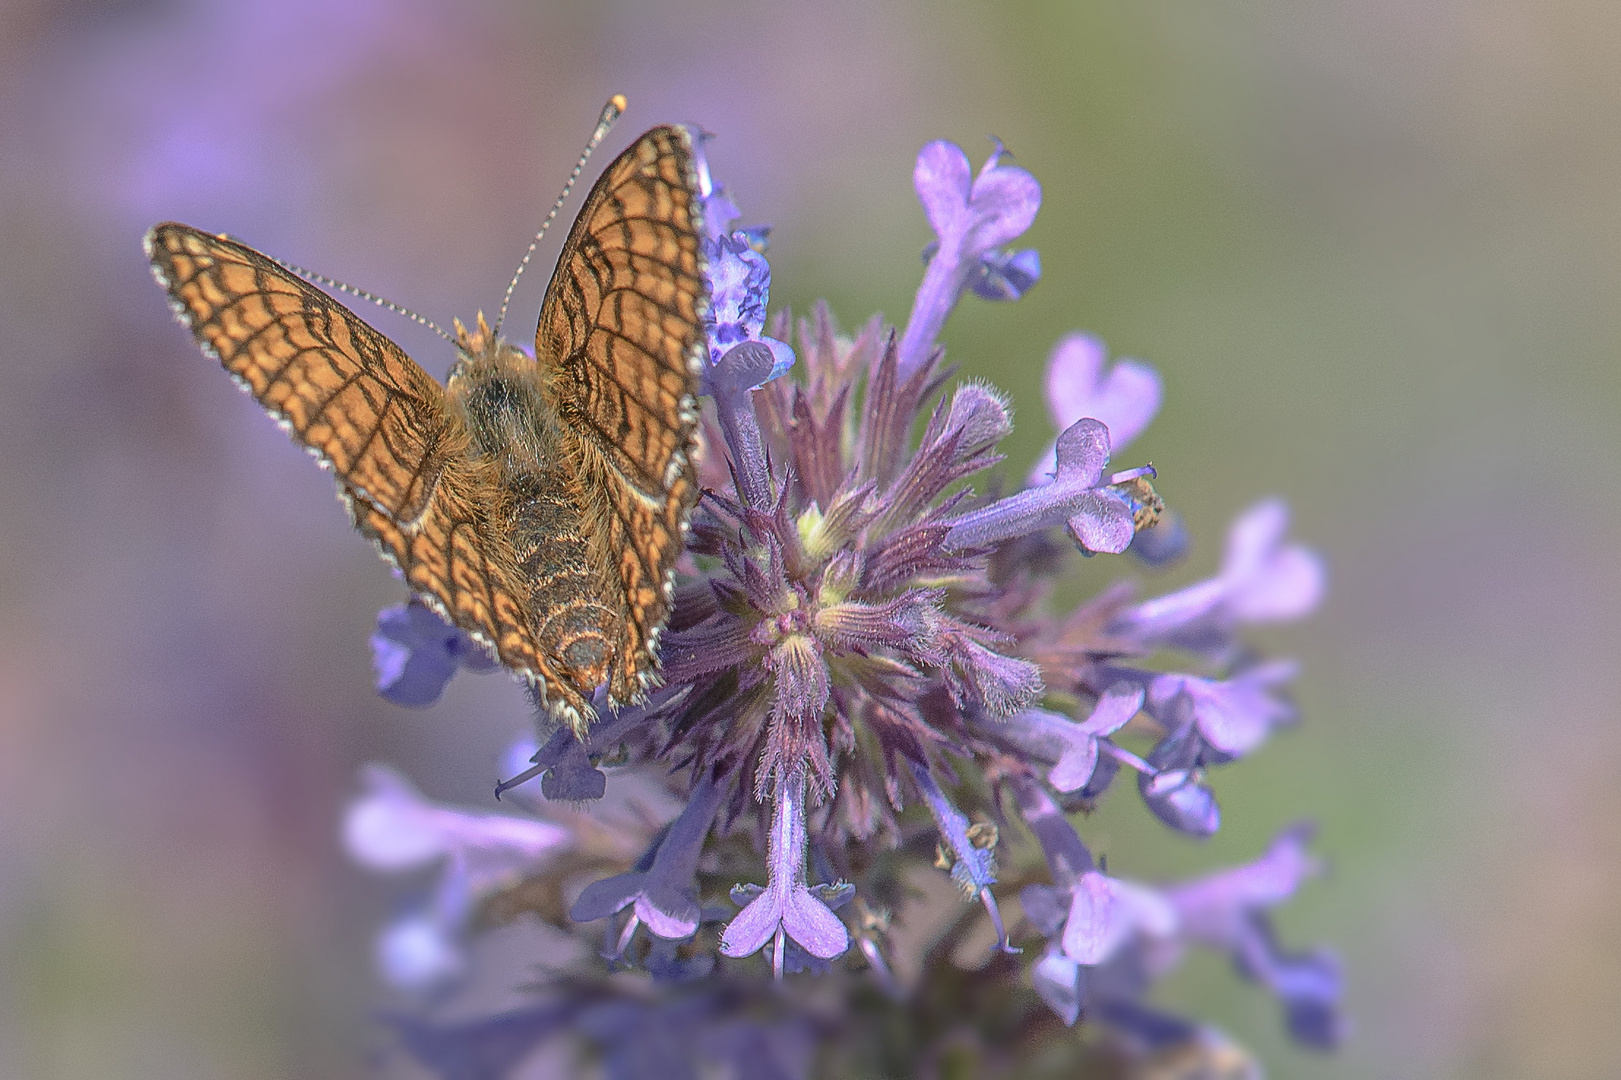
[[536, 126, 708, 700], [143, 223, 572, 700]]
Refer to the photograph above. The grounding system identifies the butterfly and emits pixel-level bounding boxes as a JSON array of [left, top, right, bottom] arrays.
[[145, 120, 709, 735]]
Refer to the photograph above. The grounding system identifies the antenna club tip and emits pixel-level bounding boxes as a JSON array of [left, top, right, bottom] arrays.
[[605, 94, 627, 121]]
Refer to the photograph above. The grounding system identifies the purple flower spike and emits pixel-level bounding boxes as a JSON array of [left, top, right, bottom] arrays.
[[898, 139, 1041, 378], [371, 600, 496, 708], [998, 682, 1144, 793], [1029, 334, 1162, 485], [692, 133, 795, 387], [720, 772, 850, 977], [1149, 660, 1299, 758], [908, 759, 1017, 954], [571, 771, 730, 947], [944, 418, 1140, 554]]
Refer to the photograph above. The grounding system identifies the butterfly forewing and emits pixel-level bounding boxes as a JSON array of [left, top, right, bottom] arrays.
[[146, 121, 711, 729], [537, 125, 707, 696], [143, 223, 571, 701]]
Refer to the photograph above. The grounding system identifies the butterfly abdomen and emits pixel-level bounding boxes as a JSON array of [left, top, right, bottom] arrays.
[[448, 344, 618, 703]]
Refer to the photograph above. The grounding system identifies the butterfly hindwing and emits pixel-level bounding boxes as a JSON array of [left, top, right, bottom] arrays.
[[535, 125, 707, 697]]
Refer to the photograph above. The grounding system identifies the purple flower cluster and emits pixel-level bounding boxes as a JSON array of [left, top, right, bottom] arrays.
[[348, 130, 1339, 1077]]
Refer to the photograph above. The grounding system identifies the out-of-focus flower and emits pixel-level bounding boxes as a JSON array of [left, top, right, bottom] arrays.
[[1029, 334, 1162, 484], [1148, 660, 1299, 759], [343, 763, 568, 990], [1159, 825, 1345, 1049], [1111, 499, 1325, 656], [370, 600, 497, 708]]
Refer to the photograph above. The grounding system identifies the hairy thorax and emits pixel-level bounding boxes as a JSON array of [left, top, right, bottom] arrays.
[[446, 326, 617, 696]]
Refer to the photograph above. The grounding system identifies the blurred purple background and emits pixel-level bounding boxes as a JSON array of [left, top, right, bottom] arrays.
[[2, 1, 1619, 1077]]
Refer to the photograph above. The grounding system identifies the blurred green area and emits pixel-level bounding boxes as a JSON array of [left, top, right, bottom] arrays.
[[1, 1, 1618, 1077]]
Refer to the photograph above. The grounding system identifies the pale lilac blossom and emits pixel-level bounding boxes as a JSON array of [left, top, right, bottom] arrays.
[[571, 770, 729, 951], [370, 600, 496, 708], [1029, 334, 1162, 484], [344, 764, 568, 990], [720, 772, 850, 978], [944, 418, 1151, 554], [992, 682, 1145, 793], [1148, 660, 1300, 758], [1112, 499, 1325, 649], [898, 138, 1040, 377]]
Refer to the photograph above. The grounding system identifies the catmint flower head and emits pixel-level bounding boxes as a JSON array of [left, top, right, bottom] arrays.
[[351, 126, 1338, 1078]]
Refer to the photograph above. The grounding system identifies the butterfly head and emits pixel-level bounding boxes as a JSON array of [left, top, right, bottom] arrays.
[[452, 311, 501, 360]]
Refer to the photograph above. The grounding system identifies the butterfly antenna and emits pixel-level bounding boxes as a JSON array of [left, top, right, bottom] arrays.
[[493, 93, 627, 338], [260, 252, 455, 345]]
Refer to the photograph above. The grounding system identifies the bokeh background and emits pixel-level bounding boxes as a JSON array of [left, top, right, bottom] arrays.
[[2, 1, 1618, 1077]]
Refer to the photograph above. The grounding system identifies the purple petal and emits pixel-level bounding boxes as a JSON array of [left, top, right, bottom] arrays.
[[966, 246, 1041, 302], [344, 764, 567, 872], [913, 140, 973, 240], [1062, 870, 1176, 966], [570, 872, 645, 923], [1169, 824, 1320, 941], [1233, 544, 1325, 622], [1046, 736, 1101, 795], [1223, 500, 1325, 623], [1032, 948, 1085, 1026], [1053, 418, 1112, 487], [371, 602, 463, 707], [1078, 682, 1144, 737], [1013, 778, 1095, 884], [1067, 490, 1137, 555], [1139, 767, 1222, 837], [634, 886, 702, 941], [1031, 335, 1162, 484], [781, 886, 850, 959], [1153, 663, 1298, 758], [964, 156, 1041, 252], [719, 885, 786, 958], [1061, 871, 1127, 965], [1223, 498, 1290, 579]]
